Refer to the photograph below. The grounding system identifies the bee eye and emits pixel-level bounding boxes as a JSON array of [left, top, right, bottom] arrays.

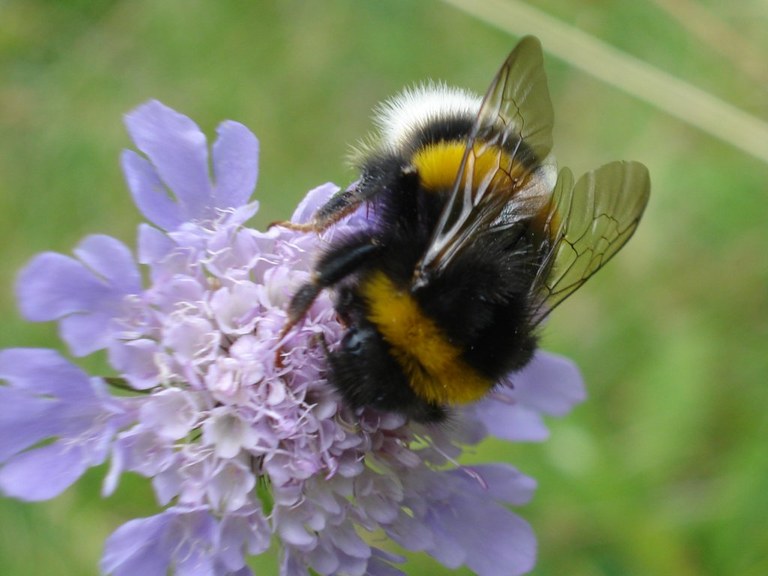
[[342, 328, 370, 355]]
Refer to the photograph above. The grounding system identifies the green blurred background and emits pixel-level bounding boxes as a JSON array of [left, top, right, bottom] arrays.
[[1, 1, 767, 574]]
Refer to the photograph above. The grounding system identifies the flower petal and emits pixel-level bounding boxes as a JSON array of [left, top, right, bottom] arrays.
[[511, 350, 586, 416], [16, 237, 138, 355], [212, 120, 259, 210], [0, 348, 92, 399], [125, 100, 213, 223], [366, 549, 406, 576], [218, 508, 271, 569], [109, 339, 161, 390], [470, 397, 550, 442], [60, 312, 115, 356], [123, 150, 184, 231], [103, 509, 223, 576], [101, 513, 173, 576], [327, 522, 370, 559], [16, 252, 114, 322], [458, 503, 535, 576], [139, 388, 200, 439], [290, 182, 339, 223], [425, 489, 536, 576], [0, 442, 90, 500], [137, 222, 176, 266], [454, 464, 536, 506], [0, 388, 59, 461], [73, 235, 142, 293]]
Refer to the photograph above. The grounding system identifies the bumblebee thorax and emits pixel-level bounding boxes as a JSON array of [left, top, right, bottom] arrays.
[[374, 83, 481, 151]]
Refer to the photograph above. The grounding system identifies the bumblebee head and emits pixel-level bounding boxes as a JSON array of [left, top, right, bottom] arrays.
[[328, 323, 447, 422], [329, 324, 395, 409]]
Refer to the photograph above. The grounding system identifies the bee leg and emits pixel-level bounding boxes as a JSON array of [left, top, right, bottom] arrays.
[[276, 236, 381, 363], [270, 164, 419, 232], [269, 184, 369, 233]]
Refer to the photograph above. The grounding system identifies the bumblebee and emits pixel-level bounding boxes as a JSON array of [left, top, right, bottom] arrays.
[[276, 36, 650, 423]]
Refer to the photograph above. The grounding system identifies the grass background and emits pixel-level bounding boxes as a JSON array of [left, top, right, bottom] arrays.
[[1, 0, 767, 574]]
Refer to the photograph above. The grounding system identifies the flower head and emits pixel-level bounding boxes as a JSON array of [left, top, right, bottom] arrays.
[[0, 101, 585, 576]]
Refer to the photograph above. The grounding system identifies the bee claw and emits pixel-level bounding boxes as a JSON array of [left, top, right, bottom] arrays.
[[268, 220, 318, 232], [273, 320, 297, 369]]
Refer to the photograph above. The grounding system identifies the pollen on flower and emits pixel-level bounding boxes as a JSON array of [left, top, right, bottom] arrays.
[[0, 100, 586, 576]]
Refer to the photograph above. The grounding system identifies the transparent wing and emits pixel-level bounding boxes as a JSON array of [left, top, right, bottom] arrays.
[[416, 36, 554, 282], [529, 161, 651, 324]]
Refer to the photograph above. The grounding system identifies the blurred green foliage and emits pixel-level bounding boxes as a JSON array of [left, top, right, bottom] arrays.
[[1, 1, 767, 574]]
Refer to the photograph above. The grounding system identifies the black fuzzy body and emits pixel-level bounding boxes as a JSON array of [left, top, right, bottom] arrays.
[[314, 115, 543, 423]]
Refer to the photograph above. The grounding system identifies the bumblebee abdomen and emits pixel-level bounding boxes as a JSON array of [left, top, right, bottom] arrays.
[[359, 269, 493, 405]]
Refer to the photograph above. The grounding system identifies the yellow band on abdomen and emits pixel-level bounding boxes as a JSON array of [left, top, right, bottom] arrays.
[[360, 270, 491, 405]]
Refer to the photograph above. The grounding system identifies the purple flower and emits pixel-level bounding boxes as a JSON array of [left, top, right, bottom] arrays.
[[0, 348, 127, 500], [0, 100, 585, 576], [17, 235, 142, 356]]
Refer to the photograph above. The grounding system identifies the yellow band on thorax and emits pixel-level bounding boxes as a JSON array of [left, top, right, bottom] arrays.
[[360, 270, 491, 405], [412, 141, 530, 193]]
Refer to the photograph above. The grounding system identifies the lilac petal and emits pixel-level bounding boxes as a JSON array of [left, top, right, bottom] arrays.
[[171, 511, 219, 575], [101, 513, 173, 576], [103, 440, 126, 498], [206, 459, 256, 512], [334, 551, 368, 576], [471, 398, 550, 442], [427, 516, 466, 568], [281, 550, 309, 576], [0, 388, 60, 460], [0, 349, 121, 498], [0, 348, 91, 398], [459, 505, 535, 576], [0, 442, 90, 500], [366, 548, 406, 576], [1, 353, 115, 438], [112, 428, 176, 480], [367, 559, 406, 576], [17, 252, 115, 322], [223, 568, 253, 576], [137, 222, 176, 265], [73, 234, 142, 293], [59, 313, 115, 356], [103, 509, 220, 576], [122, 150, 183, 231], [290, 182, 339, 223], [16, 237, 138, 356], [176, 552, 214, 576], [109, 339, 161, 390], [426, 492, 536, 576], [218, 509, 271, 570], [511, 350, 586, 416], [212, 120, 259, 209], [139, 388, 200, 439], [221, 200, 260, 230], [386, 511, 434, 552], [328, 522, 370, 558], [455, 464, 536, 506], [210, 283, 261, 335], [306, 539, 340, 574], [152, 466, 183, 506], [202, 408, 258, 459], [277, 511, 318, 548], [125, 100, 213, 223]]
